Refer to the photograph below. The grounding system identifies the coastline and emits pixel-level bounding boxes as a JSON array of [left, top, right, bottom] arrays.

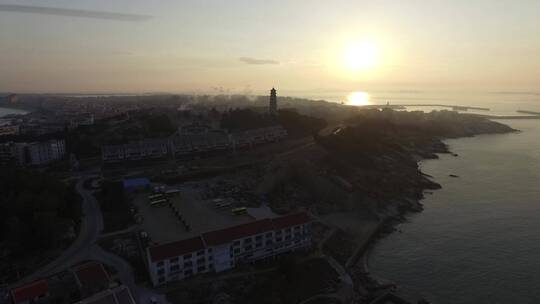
[[353, 128, 520, 303]]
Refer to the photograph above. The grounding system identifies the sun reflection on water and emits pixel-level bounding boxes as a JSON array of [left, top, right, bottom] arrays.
[[347, 91, 371, 106]]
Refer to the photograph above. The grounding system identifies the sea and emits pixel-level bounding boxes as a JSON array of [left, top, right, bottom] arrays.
[[0, 107, 27, 118], [316, 90, 540, 304]]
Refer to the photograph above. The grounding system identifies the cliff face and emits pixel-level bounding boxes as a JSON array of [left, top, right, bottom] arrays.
[[316, 109, 516, 215]]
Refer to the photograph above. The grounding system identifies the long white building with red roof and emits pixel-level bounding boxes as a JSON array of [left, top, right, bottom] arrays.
[[146, 212, 312, 286]]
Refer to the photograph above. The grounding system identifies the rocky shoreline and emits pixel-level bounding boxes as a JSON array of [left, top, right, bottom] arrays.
[[314, 110, 517, 303]]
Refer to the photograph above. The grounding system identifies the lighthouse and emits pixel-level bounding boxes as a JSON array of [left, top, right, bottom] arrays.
[[269, 87, 277, 116]]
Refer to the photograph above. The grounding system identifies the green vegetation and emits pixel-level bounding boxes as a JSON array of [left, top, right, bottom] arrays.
[[0, 168, 81, 252], [96, 181, 134, 232], [221, 108, 327, 137], [278, 109, 327, 137], [0, 168, 81, 281]]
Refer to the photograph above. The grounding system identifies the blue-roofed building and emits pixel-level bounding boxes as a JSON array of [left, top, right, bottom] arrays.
[[122, 178, 150, 191]]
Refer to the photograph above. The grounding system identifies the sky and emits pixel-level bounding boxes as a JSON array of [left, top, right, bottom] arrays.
[[1, 0, 539, 95]]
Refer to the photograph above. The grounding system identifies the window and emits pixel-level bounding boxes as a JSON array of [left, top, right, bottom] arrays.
[[157, 269, 165, 275], [184, 253, 192, 259], [170, 257, 179, 263], [208, 255, 213, 261], [244, 245, 252, 251], [157, 261, 164, 267], [197, 258, 205, 264], [255, 242, 262, 248], [285, 235, 291, 240], [170, 265, 180, 272], [266, 240, 272, 246], [234, 248, 241, 254], [197, 250, 204, 256], [276, 237, 282, 242], [197, 265, 206, 272], [184, 261, 193, 268], [294, 226, 301, 231], [244, 238, 252, 243], [276, 230, 282, 235], [255, 235, 262, 241]]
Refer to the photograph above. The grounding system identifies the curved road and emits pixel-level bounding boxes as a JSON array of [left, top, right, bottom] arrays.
[[11, 176, 169, 304]]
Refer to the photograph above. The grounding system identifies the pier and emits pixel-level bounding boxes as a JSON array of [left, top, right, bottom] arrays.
[[363, 104, 491, 111], [516, 110, 540, 116]]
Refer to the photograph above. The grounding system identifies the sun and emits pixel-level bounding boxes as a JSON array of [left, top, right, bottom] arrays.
[[343, 42, 379, 71]]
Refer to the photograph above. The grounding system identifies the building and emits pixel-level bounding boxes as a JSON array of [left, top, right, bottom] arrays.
[[72, 262, 112, 297], [27, 139, 66, 166], [75, 286, 136, 304], [101, 125, 288, 163], [146, 212, 312, 286], [10, 280, 49, 304], [8, 262, 126, 304], [0, 139, 65, 167], [269, 88, 278, 115], [0, 124, 20, 136], [101, 138, 169, 163], [0, 142, 26, 166]]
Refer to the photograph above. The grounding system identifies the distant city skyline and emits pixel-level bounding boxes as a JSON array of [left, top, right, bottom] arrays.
[[1, 0, 540, 94]]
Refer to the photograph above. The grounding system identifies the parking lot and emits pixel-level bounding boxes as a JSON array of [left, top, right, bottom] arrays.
[[133, 183, 272, 244]]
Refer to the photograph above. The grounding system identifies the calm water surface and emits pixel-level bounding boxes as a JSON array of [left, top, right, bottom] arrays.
[[370, 118, 540, 304], [0, 107, 27, 117]]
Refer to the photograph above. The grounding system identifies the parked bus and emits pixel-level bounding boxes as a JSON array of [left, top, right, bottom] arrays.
[[232, 207, 247, 215], [150, 199, 168, 207], [216, 201, 232, 209], [165, 189, 181, 196], [148, 194, 164, 200]]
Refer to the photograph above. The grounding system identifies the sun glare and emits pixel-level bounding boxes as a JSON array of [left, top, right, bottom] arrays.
[[347, 91, 371, 106], [343, 42, 379, 71]]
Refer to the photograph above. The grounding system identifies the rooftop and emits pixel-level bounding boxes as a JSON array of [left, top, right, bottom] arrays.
[[10, 279, 49, 304], [148, 212, 311, 262], [148, 236, 205, 262], [73, 261, 110, 291]]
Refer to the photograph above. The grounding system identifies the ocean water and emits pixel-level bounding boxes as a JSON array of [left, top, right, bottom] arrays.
[[0, 107, 27, 118], [365, 95, 540, 303]]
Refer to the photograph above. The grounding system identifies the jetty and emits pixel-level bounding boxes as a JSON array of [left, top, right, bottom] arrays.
[[363, 104, 490, 111], [517, 110, 540, 116]]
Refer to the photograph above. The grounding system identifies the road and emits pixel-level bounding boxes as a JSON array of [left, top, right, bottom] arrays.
[[10, 175, 169, 304]]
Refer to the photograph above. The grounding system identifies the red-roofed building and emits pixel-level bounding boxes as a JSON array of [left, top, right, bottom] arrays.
[[76, 285, 136, 304], [73, 262, 111, 297], [202, 219, 273, 246], [10, 280, 49, 304], [271, 212, 311, 230], [146, 213, 312, 286], [148, 236, 205, 263]]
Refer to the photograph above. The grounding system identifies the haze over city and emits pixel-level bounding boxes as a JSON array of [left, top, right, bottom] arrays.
[[2, 2, 540, 304], [2, 0, 540, 94]]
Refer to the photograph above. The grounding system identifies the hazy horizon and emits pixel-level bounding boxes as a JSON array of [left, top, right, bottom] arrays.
[[1, 1, 540, 95]]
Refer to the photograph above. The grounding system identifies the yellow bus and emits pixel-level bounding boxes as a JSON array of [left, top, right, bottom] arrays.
[[150, 199, 168, 207], [148, 194, 164, 200], [232, 207, 247, 215]]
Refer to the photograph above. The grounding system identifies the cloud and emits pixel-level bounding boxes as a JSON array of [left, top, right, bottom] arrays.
[[0, 4, 152, 22], [239, 57, 279, 65]]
